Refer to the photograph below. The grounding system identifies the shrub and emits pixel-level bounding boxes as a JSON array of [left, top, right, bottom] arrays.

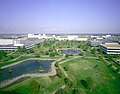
[[55, 62, 59, 67], [80, 80, 88, 89], [64, 66, 69, 71], [86, 77, 94, 90], [45, 51, 49, 55], [77, 45, 81, 48], [65, 54, 69, 58], [57, 71, 63, 78], [72, 88, 80, 94], [94, 65, 98, 69], [29, 49, 34, 53], [49, 52, 55, 57]]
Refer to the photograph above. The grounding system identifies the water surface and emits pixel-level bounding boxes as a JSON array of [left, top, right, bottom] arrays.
[[59, 49, 80, 55], [0, 60, 54, 82]]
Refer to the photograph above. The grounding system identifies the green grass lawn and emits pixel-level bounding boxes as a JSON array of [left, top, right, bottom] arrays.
[[1, 76, 65, 94], [1, 58, 120, 94], [61, 58, 120, 94]]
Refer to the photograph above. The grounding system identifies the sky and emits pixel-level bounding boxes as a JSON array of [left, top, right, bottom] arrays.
[[0, 0, 120, 34]]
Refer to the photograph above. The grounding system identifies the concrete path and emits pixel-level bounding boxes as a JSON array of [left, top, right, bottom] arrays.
[[0, 55, 98, 88], [0, 58, 62, 88]]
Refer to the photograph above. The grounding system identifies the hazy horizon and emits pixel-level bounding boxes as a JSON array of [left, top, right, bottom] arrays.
[[0, 0, 120, 34]]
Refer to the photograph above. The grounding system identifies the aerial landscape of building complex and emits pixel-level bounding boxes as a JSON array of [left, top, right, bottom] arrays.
[[0, 0, 120, 94]]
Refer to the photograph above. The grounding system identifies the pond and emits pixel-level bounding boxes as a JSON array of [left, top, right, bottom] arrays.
[[0, 60, 54, 83], [59, 49, 80, 55]]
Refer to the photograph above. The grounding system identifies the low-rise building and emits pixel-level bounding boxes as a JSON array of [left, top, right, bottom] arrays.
[[0, 38, 44, 51], [99, 43, 120, 54], [0, 45, 18, 51], [0, 39, 14, 45], [88, 40, 102, 46]]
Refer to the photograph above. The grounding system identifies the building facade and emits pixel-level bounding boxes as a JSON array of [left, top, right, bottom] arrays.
[[88, 40, 102, 46], [99, 43, 120, 54]]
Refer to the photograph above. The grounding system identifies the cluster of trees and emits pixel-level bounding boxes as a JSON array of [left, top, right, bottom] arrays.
[[77, 41, 89, 51], [17, 46, 27, 53], [0, 51, 8, 63], [28, 40, 91, 57], [0, 51, 7, 59], [80, 77, 94, 90], [64, 78, 73, 87]]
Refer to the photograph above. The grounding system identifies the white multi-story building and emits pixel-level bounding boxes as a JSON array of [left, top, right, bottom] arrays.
[[67, 35, 78, 40], [99, 43, 120, 54], [75, 38, 88, 41], [0, 39, 24, 51], [28, 34, 41, 39], [0, 39, 14, 45]]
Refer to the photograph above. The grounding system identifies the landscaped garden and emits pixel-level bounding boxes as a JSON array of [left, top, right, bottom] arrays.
[[0, 40, 120, 94]]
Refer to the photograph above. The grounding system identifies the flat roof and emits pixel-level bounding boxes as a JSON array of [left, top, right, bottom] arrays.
[[100, 43, 120, 48]]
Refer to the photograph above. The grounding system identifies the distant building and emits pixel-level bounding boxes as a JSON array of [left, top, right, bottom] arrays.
[[56, 35, 88, 41], [0, 39, 14, 45], [28, 34, 41, 39], [0, 45, 18, 51], [102, 35, 111, 39], [27, 33, 49, 39], [88, 40, 102, 46], [0, 38, 44, 51], [96, 37, 104, 40], [67, 35, 78, 40], [99, 43, 120, 54], [75, 38, 88, 41]]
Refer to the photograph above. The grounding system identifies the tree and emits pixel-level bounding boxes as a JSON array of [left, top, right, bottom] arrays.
[[44, 51, 49, 55], [49, 52, 55, 57], [64, 66, 69, 71], [55, 88, 66, 94], [72, 87, 80, 94], [17, 46, 26, 53], [39, 66, 43, 72], [9, 68, 13, 75], [64, 78, 73, 87], [65, 54, 69, 58], [29, 49, 34, 53], [30, 80, 40, 94], [0, 51, 7, 59], [79, 52, 84, 56], [55, 62, 59, 67], [77, 45, 81, 48], [80, 80, 88, 89], [57, 70, 63, 78], [86, 77, 94, 90]]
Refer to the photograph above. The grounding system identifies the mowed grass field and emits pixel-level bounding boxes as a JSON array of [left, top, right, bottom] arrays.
[[1, 76, 65, 94], [1, 58, 120, 94], [61, 58, 120, 94]]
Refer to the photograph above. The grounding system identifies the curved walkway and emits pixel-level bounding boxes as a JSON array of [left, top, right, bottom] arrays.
[[0, 58, 62, 88], [0, 56, 97, 88], [52, 56, 98, 94]]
